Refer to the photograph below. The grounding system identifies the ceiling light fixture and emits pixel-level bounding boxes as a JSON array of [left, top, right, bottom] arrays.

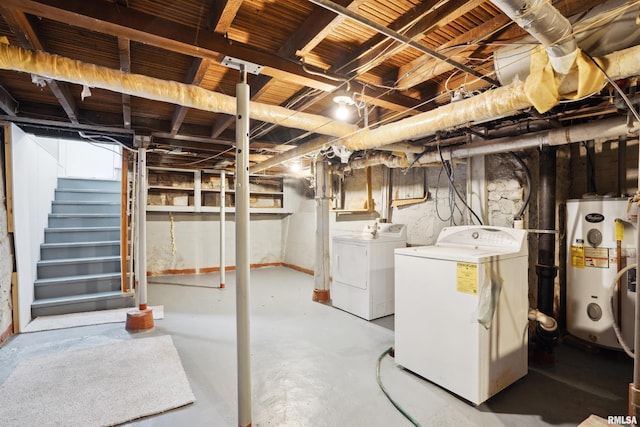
[[333, 89, 355, 121]]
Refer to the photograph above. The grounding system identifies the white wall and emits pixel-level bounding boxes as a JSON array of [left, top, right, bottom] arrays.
[[282, 179, 315, 271], [11, 125, 59, 330], [56, 138, 121, 180], [146, 212, 284, 274]]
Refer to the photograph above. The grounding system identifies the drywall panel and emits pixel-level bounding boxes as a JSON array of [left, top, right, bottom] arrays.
[[11, 125, 59, 330], [56, 138, 121, 180], [145, 212, 284, 274]]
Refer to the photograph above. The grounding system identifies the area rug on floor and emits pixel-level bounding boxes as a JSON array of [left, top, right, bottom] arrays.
[[22, 306, 164, 333], [0, 335, 195, 426]]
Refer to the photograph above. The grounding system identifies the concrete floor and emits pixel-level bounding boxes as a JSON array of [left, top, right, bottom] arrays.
[[0, 266, 634, 426]]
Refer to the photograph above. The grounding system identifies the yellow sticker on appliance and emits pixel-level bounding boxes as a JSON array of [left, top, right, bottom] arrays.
[[571, 245, 585, 268], [457, 262, 478, 294], [584, 247, 609, 268]]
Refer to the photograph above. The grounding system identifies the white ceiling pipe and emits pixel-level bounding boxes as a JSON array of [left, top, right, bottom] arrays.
[[490, 0, 578, 74], [0, 43, 359, 138], [417, 116, 637, 165]]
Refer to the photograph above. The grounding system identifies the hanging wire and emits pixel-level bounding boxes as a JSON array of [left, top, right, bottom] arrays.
[[436, 137, 484, 226], [435, 165, 453, 223]]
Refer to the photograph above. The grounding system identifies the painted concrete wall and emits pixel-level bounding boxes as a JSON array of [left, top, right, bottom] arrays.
[[11, 126, 59, 330], [0, 132, 13, 340], [146, 212, 285, 274], [281, 178, 315, 271]]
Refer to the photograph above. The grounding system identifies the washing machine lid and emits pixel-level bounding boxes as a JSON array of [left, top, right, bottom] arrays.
[[395, 244, 524, 263], [395, 225, 528, 262]]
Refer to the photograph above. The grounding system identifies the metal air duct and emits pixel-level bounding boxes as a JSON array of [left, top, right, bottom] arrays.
[[490, 0, 578, 74]]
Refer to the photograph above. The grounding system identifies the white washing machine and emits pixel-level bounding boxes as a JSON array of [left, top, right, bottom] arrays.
[[331, 223, 407, 320], [394, 225, 529, 405], [566, 197, 637, 350]]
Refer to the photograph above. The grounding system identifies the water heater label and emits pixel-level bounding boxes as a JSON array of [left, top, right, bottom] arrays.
[[584, 247, 609, 268], [457, 262, 478, 294], [571, 245, 585, 268]]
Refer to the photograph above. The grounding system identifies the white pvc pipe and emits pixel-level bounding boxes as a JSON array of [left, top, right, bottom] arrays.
[[528, 309, 558, 332], [220, 170, 226, 289], [235, 73, 252, 427], [136, 147, 148, 310], [608, 263, 636, 359]]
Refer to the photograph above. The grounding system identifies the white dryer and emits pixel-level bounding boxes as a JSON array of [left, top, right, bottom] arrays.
[[394, 225, 529, 405], [331, 223, 406, 320]]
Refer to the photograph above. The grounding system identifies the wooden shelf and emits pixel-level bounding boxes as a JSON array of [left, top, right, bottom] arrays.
[[146, 168, 289, 213]]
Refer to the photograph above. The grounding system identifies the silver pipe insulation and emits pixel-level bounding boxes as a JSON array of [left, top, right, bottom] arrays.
[[490, 0, 578, 74], [235, 73, 252, 427]]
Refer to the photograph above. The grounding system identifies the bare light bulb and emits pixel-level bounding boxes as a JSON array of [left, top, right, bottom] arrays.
[[335, 102, 350, 120]]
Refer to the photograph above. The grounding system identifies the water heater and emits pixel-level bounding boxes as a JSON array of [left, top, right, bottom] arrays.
[[566, 197, 637, 350]]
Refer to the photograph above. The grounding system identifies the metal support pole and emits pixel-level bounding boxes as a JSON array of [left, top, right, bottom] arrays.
[[126, 146, 154, 330], [220, 170, 226, 288], [313, 158, 331, 302], [633, 133, 640, 418], [137, 147, 148, 310], [235, 69, 252, 427]]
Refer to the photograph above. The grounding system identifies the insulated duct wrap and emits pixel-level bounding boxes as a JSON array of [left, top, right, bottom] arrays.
[[343, 82, 531, 151], [346, 153, 410, 170], [0, 42, 358, 138], [490, 0, 578, 74]]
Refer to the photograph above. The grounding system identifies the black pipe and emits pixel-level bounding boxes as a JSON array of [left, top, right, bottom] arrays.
[[536, 146, 558, 316]]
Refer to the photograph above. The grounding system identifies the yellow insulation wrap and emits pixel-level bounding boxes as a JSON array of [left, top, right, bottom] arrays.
[[0, 43, 358, 138], [524, 47, 605, 113], [343, 82, 532, 151]]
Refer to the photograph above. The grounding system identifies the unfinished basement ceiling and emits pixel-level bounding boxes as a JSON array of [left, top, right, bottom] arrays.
[[0, 0, 637, 173]]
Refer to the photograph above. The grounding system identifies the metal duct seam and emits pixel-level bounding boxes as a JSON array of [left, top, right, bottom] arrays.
[[490, 0, 578, 74]]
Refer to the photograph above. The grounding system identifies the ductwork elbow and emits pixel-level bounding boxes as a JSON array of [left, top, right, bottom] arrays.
[[491, 0, 578, 74]]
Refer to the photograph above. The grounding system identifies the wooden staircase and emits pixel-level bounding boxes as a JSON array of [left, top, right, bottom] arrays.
[[31, 178, 134, 317]]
